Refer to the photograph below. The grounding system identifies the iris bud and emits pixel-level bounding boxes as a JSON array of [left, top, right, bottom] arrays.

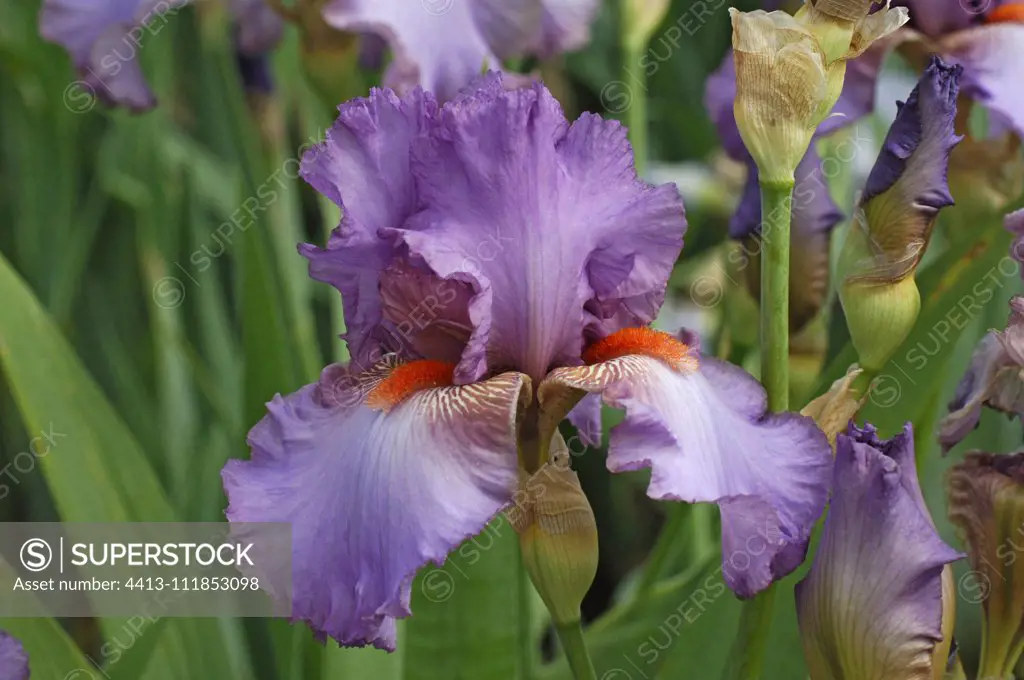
[[623, 0, 670, 55], [947, 452, 1024, 679], [508, 437, 598, 627], [838, 58, 962, 373], [729, 1, 906, 185]]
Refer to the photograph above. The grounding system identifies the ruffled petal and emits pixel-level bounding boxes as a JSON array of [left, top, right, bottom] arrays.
[[39, 0, 186, 111], [539, 328, 832, 597], [939, 23, 1024, 136], [0, 632, 28, 680], [400, 76, 685, 382], [858, 57, 962, 282], [222, 361, 528, 649], [298, 87, 438, 366], [796, 423, 961, 680], [940, 296, 1024, 452]]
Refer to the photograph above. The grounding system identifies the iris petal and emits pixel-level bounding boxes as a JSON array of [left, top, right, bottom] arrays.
[[0, 632, 28, 680], [539, 330, 832, 597], [222, 362, 529, 648], [796, 424, 961, 680]]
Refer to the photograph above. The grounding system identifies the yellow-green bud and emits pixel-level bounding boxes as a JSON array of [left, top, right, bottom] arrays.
[[623, 0, 671, 54], [729, 2, 907, 184], [837, 214, 922, 373], [508, 440, 598, 626]]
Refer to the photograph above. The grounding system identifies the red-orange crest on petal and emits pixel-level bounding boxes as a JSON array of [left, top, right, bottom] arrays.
[[582, 327, 699, 373], [364, 360, 456, 411], [986, 3, 1024, 23]]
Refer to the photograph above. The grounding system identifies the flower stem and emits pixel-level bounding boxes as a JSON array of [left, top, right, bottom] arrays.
[[758, 180, 794, 413], [517, 544, 534, 679], [722, 179, 794, 680], [555, 621, 598, 680]]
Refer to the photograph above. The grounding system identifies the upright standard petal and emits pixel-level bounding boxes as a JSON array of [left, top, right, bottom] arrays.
[[939, 295, 1024, 452], [299, 87, 439, 367], [538, 327, 832, 597], [947, 451, 1024, 678], [222, 360, 529, 649], [39, 0, 186, 111], [796, 423, 961, 680], [0, 631, 28, 680], [400, 76, 685, 382], [857, 56, 962, 283]]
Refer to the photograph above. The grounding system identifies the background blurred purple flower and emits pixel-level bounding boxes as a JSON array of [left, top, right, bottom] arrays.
[[322, 0, 599, 101], [39, 0, 282, 110]]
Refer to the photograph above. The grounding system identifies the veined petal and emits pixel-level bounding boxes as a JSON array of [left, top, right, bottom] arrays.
[[939, 23, 1024, 136], [39, 0, 186, 111], [796, 423, 961, 680], [857, 57, 962, 283], [222, 361, 529, 649], [539, 327, 832, 597], [400, 76, 685, 382], [0, 632, 28, 680]]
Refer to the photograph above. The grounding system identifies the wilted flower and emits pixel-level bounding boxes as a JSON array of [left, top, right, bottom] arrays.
[[39, 0, 281, 111], [800, 364, 866, 447], [939, 295, 1024, 452], [322, 0, 599, 102], [837, 57, 962, 373], [796, 423, 961, 680], [221, 74, 833, 649], [0, 631, 29, 680], [728, 0, 907, 184], [947, 451, 1024, 678]]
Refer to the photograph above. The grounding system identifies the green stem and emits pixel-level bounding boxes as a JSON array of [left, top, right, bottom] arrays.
[[722, 180, 795, 680], [623, 48, 648, 177], [555, 621, 598, 680], [517, 545, 534, 680], [721, 587, 777, 680], [636, 504, 715, 597], [758, 180, 794, 413]]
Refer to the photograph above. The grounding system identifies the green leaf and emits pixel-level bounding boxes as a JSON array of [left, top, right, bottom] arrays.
[[404, 517, 524, 680]]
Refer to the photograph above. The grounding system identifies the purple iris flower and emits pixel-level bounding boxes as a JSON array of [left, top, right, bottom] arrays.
[[322, 0, 599, 101], [0, 631, 29, 680], [221, 74, 833, 649], [39, 0, 281, 110], [940, 294, 1024, 452], [796, 423, 961, 680]]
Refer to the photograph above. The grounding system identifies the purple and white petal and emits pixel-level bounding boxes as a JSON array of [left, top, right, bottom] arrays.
[[939, 23, 1024, 137], [323, 0, 526, 101], [39, 0, 186, 111], [0, 632, 28, 680], [796, 423, 961, 680], [859, 56, 962, 281], [540, 329, 832, 597], [400, 76, 685, 382], [223, 362, 527, 649], [536, 0, 599, 57]]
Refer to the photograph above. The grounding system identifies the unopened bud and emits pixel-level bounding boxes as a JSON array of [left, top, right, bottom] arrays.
[[508, 439, 598, 626], [623, 0, 671, 54]]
